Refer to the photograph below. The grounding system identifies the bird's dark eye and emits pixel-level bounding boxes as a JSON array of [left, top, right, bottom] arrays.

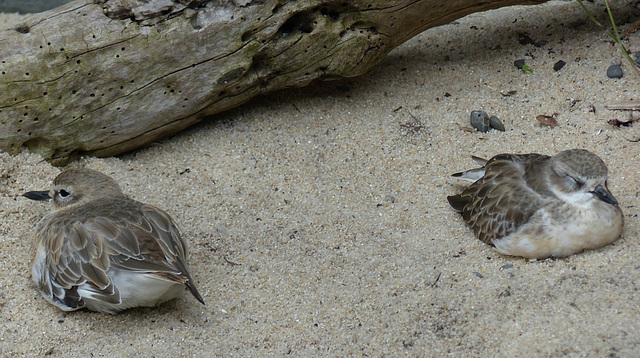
[[59, 189, 70, 198]]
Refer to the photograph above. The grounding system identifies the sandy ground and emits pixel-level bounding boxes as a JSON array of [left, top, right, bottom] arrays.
[[1, 1, 640, 356]]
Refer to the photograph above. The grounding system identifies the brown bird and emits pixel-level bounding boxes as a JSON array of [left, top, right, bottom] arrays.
[[23, 168, 205, 313], [447, 149, 623, 259]]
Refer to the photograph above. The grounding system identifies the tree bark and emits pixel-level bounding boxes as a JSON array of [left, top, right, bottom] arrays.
[[0, 0, 547, 165]]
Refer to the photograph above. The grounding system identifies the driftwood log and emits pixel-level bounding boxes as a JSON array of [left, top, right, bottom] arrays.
[[0, 0, 546, 165]]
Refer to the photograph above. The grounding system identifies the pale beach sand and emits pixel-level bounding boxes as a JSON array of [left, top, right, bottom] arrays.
[[1, 1, 640, 356]]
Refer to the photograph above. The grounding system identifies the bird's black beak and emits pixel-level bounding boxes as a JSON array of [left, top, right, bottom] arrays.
[[591, 184, 618, 206], [23, 190, 52, 201]]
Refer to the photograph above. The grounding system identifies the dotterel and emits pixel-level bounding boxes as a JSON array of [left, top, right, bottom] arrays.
[[23, 168, 205, 314], [447, 149, 623, 259]]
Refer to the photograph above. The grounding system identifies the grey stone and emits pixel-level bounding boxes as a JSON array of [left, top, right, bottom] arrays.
[[489, 116, 505, 131], [470, 110, 491, 132], [514, 59, 526, 69], [606, 65, 623, 79], [553, 60, 566, 71]]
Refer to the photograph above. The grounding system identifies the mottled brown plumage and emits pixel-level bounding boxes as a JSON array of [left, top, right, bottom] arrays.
[[448, 149, 623, 259], [24, 168, 205, 313]]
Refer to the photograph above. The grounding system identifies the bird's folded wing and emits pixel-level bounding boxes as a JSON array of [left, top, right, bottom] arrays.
[[459, 159, 543, 243], [36, 202, 188, 307]]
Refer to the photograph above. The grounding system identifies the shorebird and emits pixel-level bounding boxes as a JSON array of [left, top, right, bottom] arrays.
[[23, 168, 205, 313], [447, 149, 623, 259]]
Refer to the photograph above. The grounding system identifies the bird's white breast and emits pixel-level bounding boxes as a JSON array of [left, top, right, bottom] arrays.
[[492, 200, 623, 259], [546, 202, 623, 257]]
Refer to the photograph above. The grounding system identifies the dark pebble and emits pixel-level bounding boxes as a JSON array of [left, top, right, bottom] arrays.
[[553, 60, 566, 71], [635, 52, 640, 66], [514, 59, 526, 69], [470, 110, 490, 132], [500, 264, 514, 270], [489, 116, 505, 131], [606, 65, 623, 79], [472, 272, 484, 278]]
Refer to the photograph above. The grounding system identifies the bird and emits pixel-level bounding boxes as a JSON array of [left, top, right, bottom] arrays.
[[447, 149, 623, 259], [23, 168, 205, 314]]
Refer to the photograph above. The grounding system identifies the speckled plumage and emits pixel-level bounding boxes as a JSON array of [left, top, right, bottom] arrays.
[[448, 149, 623, 259], [24, 168, 205, 314]]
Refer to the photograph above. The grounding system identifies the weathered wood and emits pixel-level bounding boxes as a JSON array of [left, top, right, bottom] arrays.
[[0, 0, 547, 165]]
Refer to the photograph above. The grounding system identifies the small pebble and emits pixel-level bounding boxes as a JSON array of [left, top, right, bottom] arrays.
[[500, 264, 514, 270], [606, 65, 623, 79], [472, 271, 484, 278], [489, 116, 505, 131], [470, 110, 490, 132], [553, 60, 566, 71], [513, 59, 526, 69], [635, 52, 640, 66]]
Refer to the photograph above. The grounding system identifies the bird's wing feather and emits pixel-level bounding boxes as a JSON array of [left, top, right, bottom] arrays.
[[34, 200, 203, 310], [450, 153, 549, 244], [35, 216, 118, 310]]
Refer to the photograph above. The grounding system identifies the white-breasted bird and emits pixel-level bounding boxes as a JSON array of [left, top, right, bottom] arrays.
[[23, 168, 205, 313], [447, 149, 623, 259]]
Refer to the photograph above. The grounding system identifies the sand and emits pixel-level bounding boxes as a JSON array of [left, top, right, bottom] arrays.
[[1, 1, 640, 356]]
